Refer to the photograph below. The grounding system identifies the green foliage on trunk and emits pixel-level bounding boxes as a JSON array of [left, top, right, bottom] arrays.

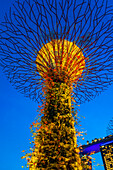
[[27, 82, 82, 169]]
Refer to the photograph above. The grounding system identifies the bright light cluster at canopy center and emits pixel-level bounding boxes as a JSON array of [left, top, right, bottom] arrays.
[[36, 39, 86, 85]]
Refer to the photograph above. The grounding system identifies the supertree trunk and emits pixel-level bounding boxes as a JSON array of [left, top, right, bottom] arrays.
[[28, 82, 82, 169]]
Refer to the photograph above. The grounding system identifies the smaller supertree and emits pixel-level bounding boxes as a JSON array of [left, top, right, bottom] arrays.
[[107, 117, 113, 135]]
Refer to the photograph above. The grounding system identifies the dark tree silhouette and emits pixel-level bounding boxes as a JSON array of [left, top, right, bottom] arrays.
[[107, 117, 113, 135]]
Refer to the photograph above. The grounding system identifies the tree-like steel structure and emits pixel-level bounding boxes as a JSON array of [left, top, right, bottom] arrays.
[[107, 118, 113, 136], [0, 0, 113, 104], [0, 0, 113, 169]]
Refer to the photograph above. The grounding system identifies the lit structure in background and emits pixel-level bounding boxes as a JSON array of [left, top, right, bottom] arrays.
[[100, 142, 113, 170], [0, 0, 113, 169], [80, 135, 113, 170]]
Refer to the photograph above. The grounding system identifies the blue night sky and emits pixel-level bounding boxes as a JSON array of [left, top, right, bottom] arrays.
[[0, 0, 113, 170]]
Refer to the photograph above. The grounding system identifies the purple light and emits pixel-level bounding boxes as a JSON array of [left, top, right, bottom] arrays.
[[80, 137, 113, 155]]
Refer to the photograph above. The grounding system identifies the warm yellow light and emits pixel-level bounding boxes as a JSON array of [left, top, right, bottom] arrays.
[[36, 39, 85, 83]]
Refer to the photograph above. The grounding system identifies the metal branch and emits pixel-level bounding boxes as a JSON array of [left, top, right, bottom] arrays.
[[0, 0, 113, 104]]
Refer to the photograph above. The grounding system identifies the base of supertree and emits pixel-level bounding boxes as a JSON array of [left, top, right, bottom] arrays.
[[24, 82, 85, 169]]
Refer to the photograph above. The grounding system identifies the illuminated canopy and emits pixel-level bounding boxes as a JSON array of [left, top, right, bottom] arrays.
[[0, 0, 113, 104], [36, 39, 85, 84]]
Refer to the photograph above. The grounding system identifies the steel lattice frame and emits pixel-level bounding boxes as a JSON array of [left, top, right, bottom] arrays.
[[107, 118, 113, 135], [0, 0, 113, 104]]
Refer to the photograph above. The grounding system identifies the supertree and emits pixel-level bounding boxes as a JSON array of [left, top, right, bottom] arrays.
[[107, 118, 113, 136], [0, 0, 113, 169]]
